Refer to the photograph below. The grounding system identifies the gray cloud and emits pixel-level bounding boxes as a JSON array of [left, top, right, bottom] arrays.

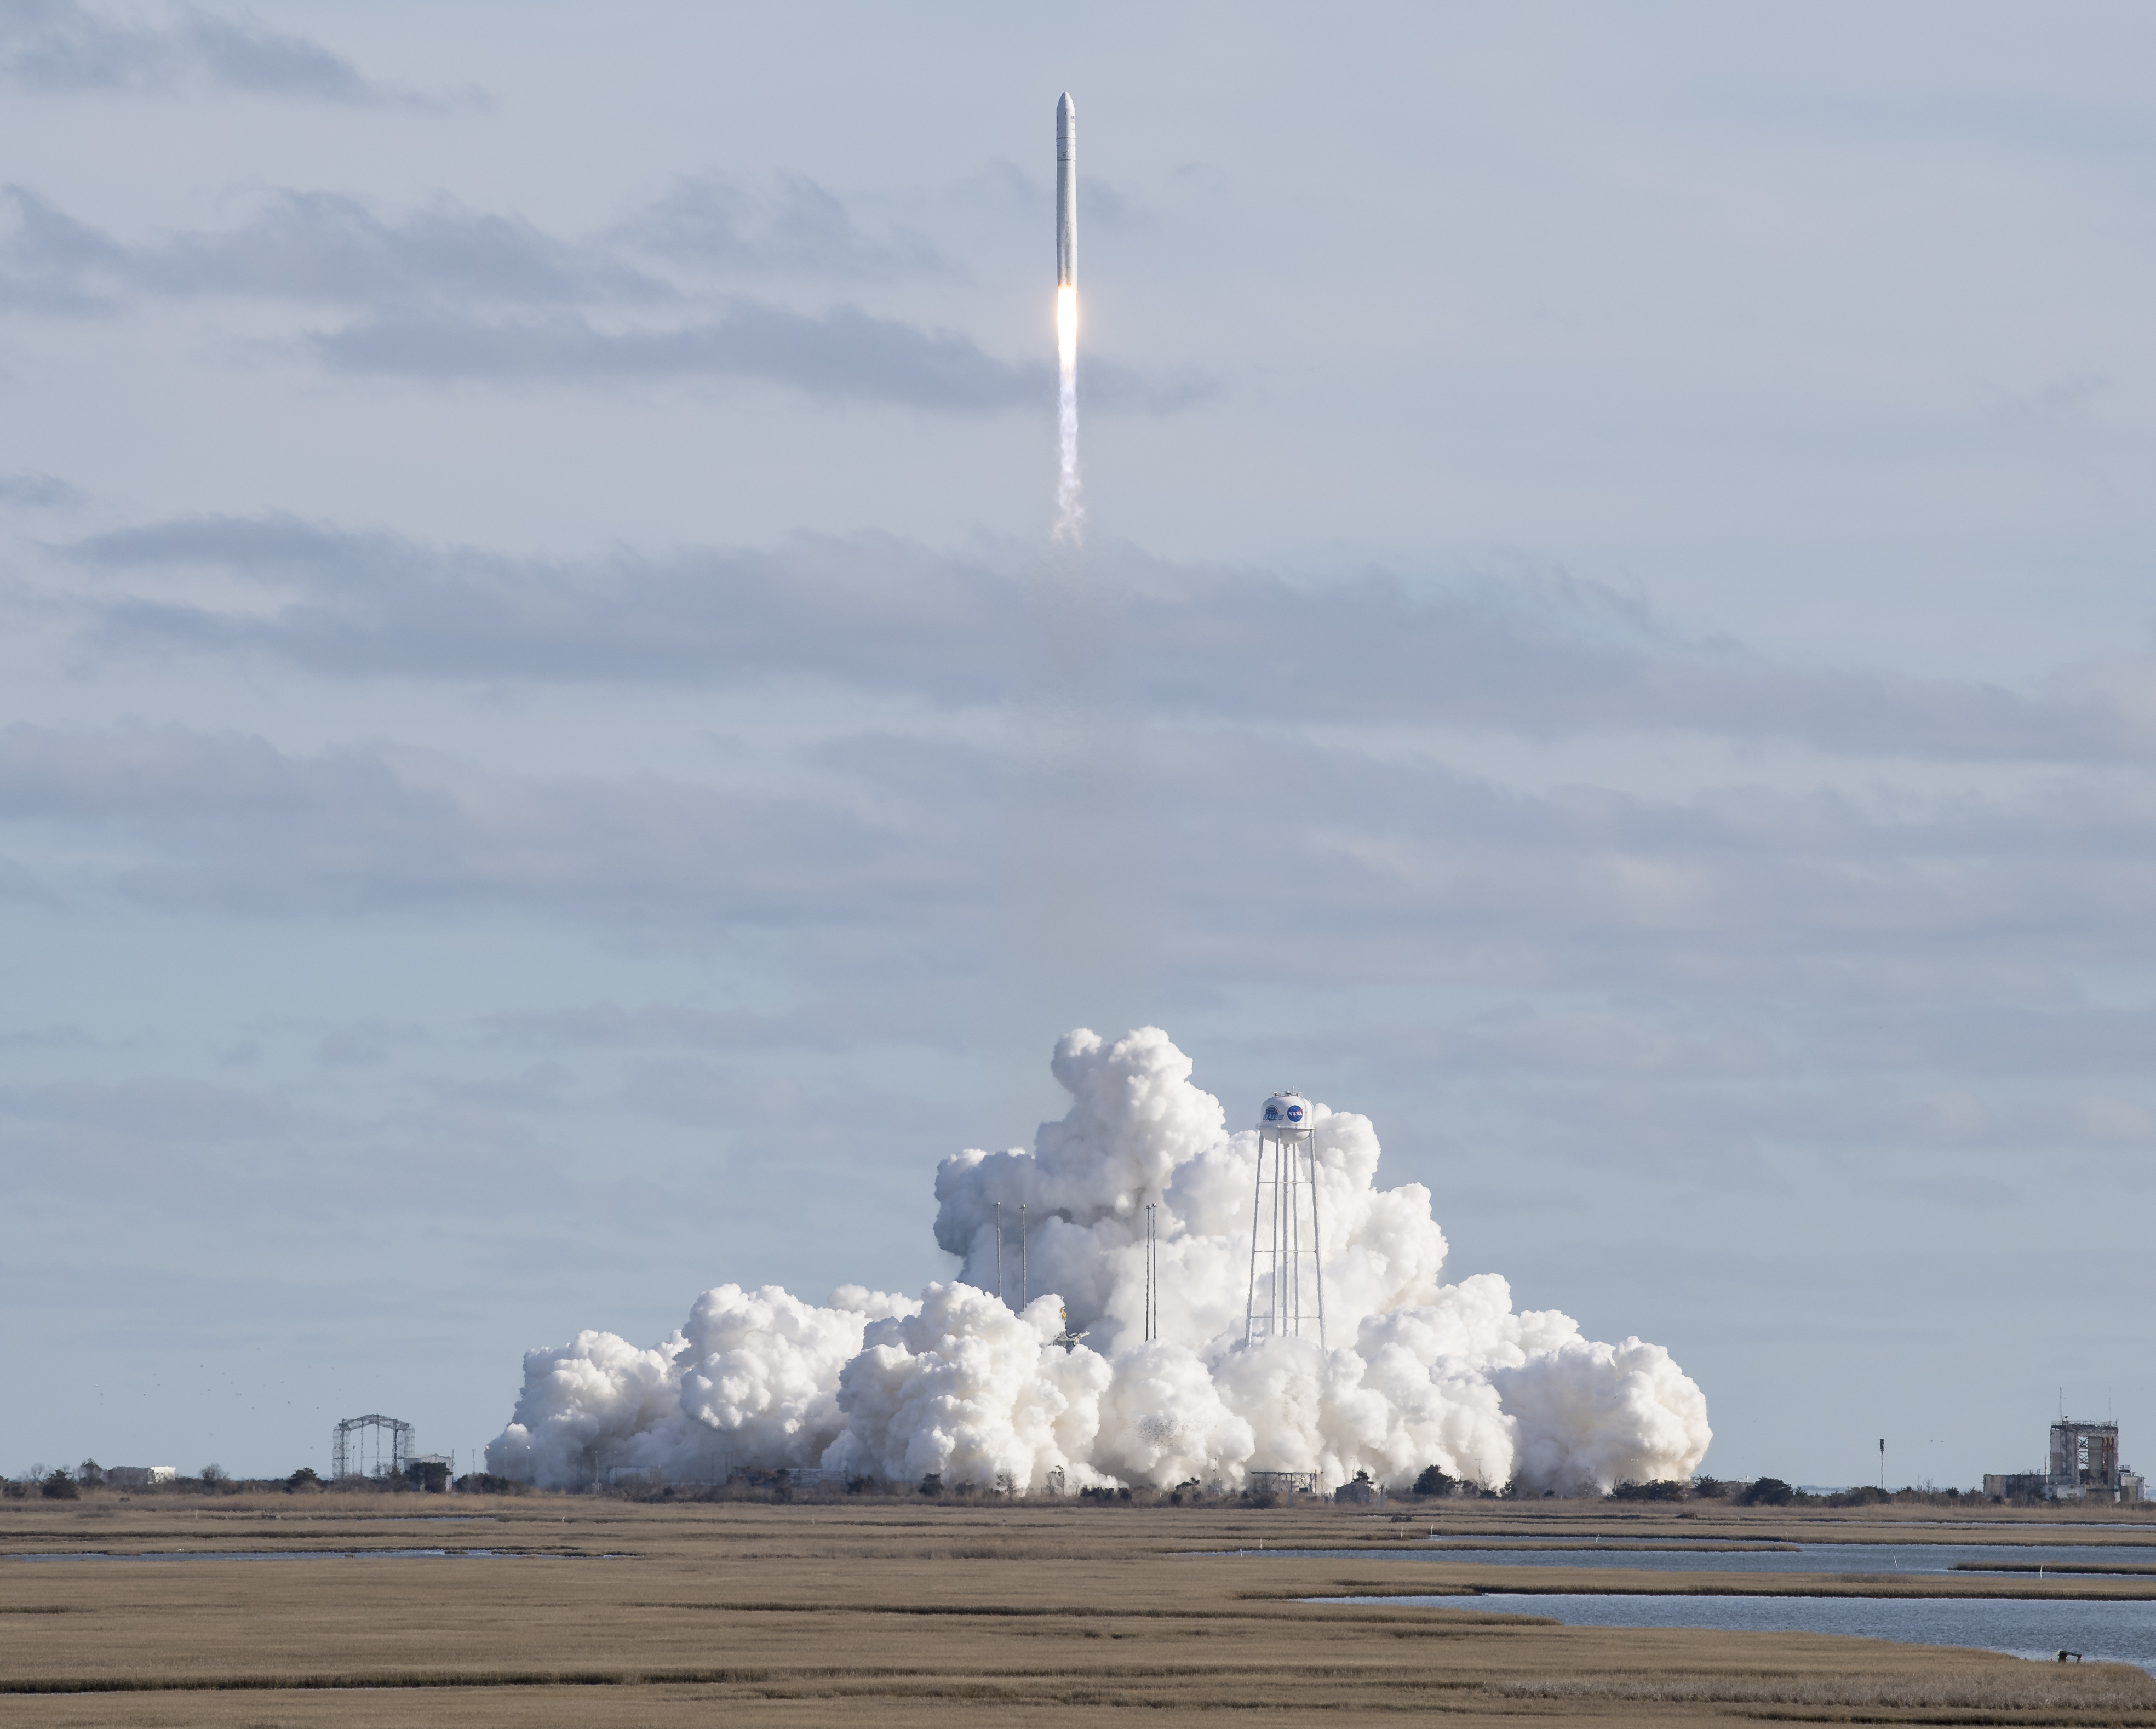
[[622, 175, 943, 279], [63, 514, 2156, 760], [0, 723, 955, 925], [0, 470, 78, 507], [0, 178, 945, 312], [482, 1003, 857, 1054], [0, 186, 128, 312], [0, 1075, 292, 1141], [2, 717, 2154, 1003], [311, 307, 1208, 409], [309, 304, 1042, 407], [0, 186, 663, 311], [477, 1000, 969, 1060], [0, 1022, 88, 1049], [0, 186, 1207, 410], [0, 0, 393, 102], [139, 192, 663, 306]]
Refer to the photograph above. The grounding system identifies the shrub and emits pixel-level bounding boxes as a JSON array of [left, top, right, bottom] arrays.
[[287, 1467, 322, 1490], [77, 1459, 105, 1488], [1739, 1476, 1795, 1507], [1610, 1479, 1689, 1502], [41, 1469, 78, 1500], [1691, 1476, 1729, 1498], [919, 1473, 943, 1497], [1413, 1465, 1454, 1497]]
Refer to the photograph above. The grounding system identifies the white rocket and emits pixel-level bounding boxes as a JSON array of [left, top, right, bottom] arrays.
[[1056, 92, 1076, 290]]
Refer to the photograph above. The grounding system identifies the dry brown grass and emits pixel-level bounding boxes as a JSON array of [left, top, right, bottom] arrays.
[[2, 1495, 2153, 1726]]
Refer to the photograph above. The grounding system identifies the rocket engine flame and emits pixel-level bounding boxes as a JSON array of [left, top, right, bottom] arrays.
[[1056, 285, 1081, 542]]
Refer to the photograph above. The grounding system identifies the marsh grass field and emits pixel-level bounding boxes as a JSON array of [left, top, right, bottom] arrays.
[[6, 1493, 2156, 1726]]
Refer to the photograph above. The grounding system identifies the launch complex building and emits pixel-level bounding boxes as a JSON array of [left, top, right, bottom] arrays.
[[1985, 1417, 2145, 1502]]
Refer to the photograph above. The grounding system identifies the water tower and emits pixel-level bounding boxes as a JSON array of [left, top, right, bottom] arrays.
[[1244, 1091, 1326, 1348]]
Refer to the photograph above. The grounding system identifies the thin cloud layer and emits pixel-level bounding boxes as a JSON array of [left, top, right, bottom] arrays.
[[0, 187, 664, 310], [0, 724, 939, 923], [0, 0, 391, 102], [0, 184, 1206, 409], [0, 470, 77, 506], [621, 175, 944, 279], [63, 514, 2155, 760], [311, 305, 1043, 406], [2, 718, 2152, 994]]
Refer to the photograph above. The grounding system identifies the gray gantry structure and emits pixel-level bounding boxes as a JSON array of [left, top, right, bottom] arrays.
[[331, 1413, 415, 1481]]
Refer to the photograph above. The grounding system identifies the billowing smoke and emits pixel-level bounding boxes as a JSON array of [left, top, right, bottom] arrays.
[[488, 1028, 1710, 1495]]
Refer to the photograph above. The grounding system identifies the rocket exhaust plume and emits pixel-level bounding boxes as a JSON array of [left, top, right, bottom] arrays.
[[1055, 92, 1082, 543], [485, 1027, 1713, 1497]]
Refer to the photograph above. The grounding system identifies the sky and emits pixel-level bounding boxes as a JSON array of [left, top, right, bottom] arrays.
[[3, 0, 2153, 1490]]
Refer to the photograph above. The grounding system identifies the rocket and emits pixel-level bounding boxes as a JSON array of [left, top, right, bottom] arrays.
[[1056, 92, 1076, 289]]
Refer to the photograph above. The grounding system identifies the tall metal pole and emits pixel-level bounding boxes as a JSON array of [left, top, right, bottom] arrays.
[[1144, 1203, 1157, 1342], [1020, 1203, 1028, 1309], [995, 1201, 1003, 1306], [1276, 1147, 1293, 1336], [1308, 1139, 1327, 1350]]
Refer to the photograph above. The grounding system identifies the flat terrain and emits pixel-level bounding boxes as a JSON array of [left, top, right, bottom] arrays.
[[6, 1493, 2156, 1726]]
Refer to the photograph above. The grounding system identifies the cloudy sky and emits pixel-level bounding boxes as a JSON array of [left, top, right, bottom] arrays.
[[4, 1, 2153, 1487]]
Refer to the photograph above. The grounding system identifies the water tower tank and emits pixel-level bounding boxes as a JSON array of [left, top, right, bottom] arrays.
[[1259, 1092, 1310, 1133]]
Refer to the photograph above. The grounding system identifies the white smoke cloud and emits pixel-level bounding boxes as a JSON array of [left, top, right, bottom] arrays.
[[487, 1027, 1710, 1494]]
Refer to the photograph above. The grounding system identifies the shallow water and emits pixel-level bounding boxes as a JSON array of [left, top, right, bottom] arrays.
[[1233, 1543, 2156, 1575], [1309, 1592, 2156, 1675]]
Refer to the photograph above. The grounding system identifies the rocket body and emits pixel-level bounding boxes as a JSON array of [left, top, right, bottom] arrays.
[[1056, 91, 1076, 289], [1052, 91, 1081, 540]]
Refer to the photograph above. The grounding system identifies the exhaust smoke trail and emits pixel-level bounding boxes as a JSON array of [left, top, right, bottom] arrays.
[[1054, 91, 1082, 542], [485, 1028, 1713, 1495], [1057, 285, 1080, 540]]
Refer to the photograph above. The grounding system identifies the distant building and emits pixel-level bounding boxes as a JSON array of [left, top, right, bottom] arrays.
[[1335, 1478, 1385, 1505], [1246, 1470, 1318, 1497], [105, 1467, 176, 1487], [1985, 1419, 2144, 1503]]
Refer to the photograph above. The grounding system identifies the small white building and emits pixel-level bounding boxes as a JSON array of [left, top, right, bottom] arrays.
[[105, 1467, 176, 1487]]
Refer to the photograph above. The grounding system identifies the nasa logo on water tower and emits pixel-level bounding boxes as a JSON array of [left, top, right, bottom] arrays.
[[1260, 1092, 1309, 1132]]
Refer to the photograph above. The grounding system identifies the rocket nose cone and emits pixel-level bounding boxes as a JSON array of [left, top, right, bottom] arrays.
[[1058, 91, 1075, 121]]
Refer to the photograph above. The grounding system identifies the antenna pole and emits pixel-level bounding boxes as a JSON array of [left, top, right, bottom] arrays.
[[995, 1201, 1003, 1307], [1020, 1203, 1028, 1309]]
